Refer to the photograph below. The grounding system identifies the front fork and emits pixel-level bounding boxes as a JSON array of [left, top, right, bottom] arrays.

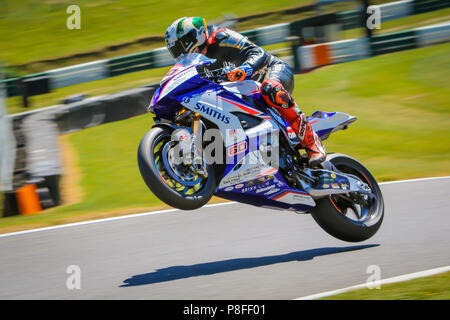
[[170, 108, 208, 178], [191, 114, 208, 178]]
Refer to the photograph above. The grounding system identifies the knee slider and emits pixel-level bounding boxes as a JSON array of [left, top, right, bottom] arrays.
[[261, 79, 283, 97], [261, 80, 293, 109]]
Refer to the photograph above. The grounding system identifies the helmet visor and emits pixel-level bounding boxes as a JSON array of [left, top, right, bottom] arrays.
[[167, 41, 185, 59], [167, 29, 198, 59]]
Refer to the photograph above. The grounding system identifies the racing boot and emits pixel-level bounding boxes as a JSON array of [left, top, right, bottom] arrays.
[[261, 79, 326, 167], [291, 113, 327, 167]]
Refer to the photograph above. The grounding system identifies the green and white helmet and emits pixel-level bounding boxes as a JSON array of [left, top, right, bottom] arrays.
[[165, 17, 209, 59]]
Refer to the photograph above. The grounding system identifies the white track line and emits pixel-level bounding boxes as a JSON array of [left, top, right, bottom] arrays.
[[0, 176, 449, 239], [0, 202, 236, 238], [379, 176, 450, 185], [294, 265, 450, 300]]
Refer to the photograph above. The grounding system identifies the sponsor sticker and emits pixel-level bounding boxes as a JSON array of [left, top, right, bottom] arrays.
[[264, 188, 280, 196], [194, 102, 231, 124], [286, 126, 297, 139], [255, 184, 275, 193], [241, 185, 258, 193], [227, 141, 248, 157]]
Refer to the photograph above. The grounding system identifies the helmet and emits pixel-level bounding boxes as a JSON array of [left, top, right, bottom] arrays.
[[165, 17, 209, 59]]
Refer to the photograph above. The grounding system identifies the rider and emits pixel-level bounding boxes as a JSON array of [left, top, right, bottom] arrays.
[[164, 17, 326, 167]]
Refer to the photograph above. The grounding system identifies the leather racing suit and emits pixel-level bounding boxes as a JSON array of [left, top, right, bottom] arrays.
[[201, 25, 326, 166]]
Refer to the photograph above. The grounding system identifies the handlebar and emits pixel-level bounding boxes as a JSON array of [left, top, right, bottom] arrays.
[[196, 65, 228, 83]]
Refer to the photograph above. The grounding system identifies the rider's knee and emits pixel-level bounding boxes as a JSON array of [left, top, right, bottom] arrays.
[[261, 79, 294, 110], [261, 79, 284, 97]]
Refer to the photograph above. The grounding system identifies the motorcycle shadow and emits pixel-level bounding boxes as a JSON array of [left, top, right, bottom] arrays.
[[119, 244, 379, 287]]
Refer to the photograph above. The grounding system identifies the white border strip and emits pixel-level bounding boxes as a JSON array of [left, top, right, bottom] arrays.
[[0, 201, 237, 239], [379, 176, 450, 185], [294, 265, 450, 300], [0, 176, 449, 239]]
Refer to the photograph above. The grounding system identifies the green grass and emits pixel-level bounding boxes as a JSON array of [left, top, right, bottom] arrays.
[[293, 42, 450, 181], [0, 0, 315, 67], [0, 43, 449, 231], [0, 0, 402, 74], [3, 3, 448, 114], [323, 271, 450, 300]]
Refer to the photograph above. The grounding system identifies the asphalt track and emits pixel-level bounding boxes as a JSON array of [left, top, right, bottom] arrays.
[[0, 177, 449, 299]]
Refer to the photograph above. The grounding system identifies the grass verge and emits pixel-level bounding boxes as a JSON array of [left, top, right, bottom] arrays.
[[0, 43, 449, 233], [1, 0, 401, 73], [0, 0, 316, 67], [322, 271, 450, 300]]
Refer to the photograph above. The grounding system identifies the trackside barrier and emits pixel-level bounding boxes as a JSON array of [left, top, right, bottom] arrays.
[[327, 0, 445, 25], [328, 38, 370, 63], [297, 37, 370, 70], [3, 78, 19, 97], [297, 21, 450, 70], [379, 0, 413, 22], [49, 49, 174, 88], [248, 23, 291, 46], [48, 60, 108, 89], [0, 76, 16, 193], [413, 0, 449, 14], [107, 51, 154, 77], [415, 22, 450, 47], [370, 29, 417, 55], [2, 0, 449, 98], [152, 47, 176, 68], [2, 84, 158, 216], [337, 10, 362, 30]]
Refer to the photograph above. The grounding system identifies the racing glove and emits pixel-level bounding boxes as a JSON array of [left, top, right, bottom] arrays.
[[224, 64, 253, 82]]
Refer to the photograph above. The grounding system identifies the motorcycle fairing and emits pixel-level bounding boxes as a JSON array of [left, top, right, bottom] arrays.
[[215, 171, 315, 212], [168, 79, 316, 211], [308, 111, 357, 141], [148, 55, 318, 212], [150, 73, 220, 121]]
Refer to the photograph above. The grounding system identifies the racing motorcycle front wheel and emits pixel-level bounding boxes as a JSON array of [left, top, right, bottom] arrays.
[[137, 126, 216, 210], [310, 153, 384, 242]]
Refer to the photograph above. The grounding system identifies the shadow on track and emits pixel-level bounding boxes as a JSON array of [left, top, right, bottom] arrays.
[[120, 244, 379, 287]]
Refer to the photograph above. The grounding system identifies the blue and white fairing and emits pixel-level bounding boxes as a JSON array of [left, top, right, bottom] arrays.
[[308, 111, 357, 141], [148, 54, 320, 213], [149, 54, 220, 120]]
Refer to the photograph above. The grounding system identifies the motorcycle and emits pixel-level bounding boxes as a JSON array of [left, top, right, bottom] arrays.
[[138, 53, 384, 242]]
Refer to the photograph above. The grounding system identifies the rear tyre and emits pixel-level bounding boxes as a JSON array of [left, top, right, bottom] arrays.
[[137, 126, 215, 210], [310, 153, 384, 242]]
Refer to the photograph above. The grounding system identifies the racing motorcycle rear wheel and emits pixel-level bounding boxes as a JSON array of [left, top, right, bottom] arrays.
[[310, 153, 384, 242], [137, 126, 216, 210]]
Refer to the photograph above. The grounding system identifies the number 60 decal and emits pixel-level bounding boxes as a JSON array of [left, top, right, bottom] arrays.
[[227, 141, 248, 156]]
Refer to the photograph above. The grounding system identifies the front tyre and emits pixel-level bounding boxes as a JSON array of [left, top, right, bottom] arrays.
[[310, 153, 384, 242], [137, 126, 215, 210]]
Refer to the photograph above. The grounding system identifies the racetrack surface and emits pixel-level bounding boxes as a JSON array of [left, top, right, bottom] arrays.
[[0, 178, 449, 299]]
